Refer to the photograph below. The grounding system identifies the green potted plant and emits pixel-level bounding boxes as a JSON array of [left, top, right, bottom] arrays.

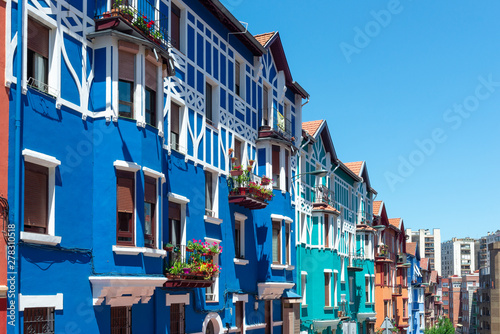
[[186, 240, 195, 252], [151, 29, 163, 45], [164, 242, 174, 252]]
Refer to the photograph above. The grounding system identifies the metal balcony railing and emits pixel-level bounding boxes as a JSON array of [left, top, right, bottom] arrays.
[[314, 185, 334, 205], [94, 0, 170, 51]]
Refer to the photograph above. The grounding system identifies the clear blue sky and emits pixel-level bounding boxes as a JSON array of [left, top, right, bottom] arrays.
[[227, 0, 500, 242]]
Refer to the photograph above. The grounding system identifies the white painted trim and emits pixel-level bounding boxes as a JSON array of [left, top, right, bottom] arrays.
[[234, 212, 248, 221], [283, 216, 293, 223], [143, 248, 167, 257], [204, 237, 221, 244], [232, 294, 248, 303], [246, 323, 266, 330], [301, 271, 308, 276], [234, 258, 249, 265], [202, 312, 223, 334], [285, 265, 295, 271], [204, 216, 223, 225], [272, 321, 283, 327], [203, 164, 219, 174], [20, 232, 61, 246], [113, 160, 141, 171], [166, 293, 190, 306], [22, 149, 61, 167], [324, 269, 333, 273], [19, 293, 63, 311], [142, 166, 165, 181], [270, 264, 287, 270], [112, 246, 143, 256], [270, 214, 285, 221], [167, 192, 190, 204], [333, 270, 339, 273]]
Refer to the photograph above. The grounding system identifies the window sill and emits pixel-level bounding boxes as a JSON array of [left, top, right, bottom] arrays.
[[206, 300, 219, 304], [270, 264, 287, 270], [285, 265, 295, 271], [302, 304, 308, 308], [324, 306, 334, 310], [112, 245, 166, 257], [204, 215, 222, 225], [20, 232, 61, 246], [234, 258, 249, 265]]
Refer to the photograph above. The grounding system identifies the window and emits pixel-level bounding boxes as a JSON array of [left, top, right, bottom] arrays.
[[206, 242, 220, 302], [349, 276, 354, 304], [205, 82, 213, 126], [265, 300, 271, 334], [168, 202, 181, 246], [272, 220, 282, 264], [384, 301, 388, 318], [384, 264, 389, 286], [24, 308, 54, 334], [170, 101, 181, 151], [145, 60, 157, 127], [285, 149, 289, 191], [301, 273, 307, 306], [235, 220, 243, 259], [403, 300, 407, 318], [325, 272, 331, 307], [205, 171, 214, 217], [365, 276, 370, 303], [117, 170, 135, 246], [27, 18, 49, 91], [24, 162, 48, 234], [324, 214, 330, 248], [171, 3, 181, 50], [285, 222, 291, 265], [334, 272, 338, 307], [170, 303, 185, 334], [235, 61, 241, 97], [235, 301, 244, 333], [111, 306, 131, 334], [119, 51, 135, 119], [262, 86, 269, 126], [234, 138, 242, 165], [272, 145, 280, 189], [144, 176, 156, 248]]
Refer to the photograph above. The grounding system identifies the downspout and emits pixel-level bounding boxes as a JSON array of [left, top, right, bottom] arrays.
[[11, 0, 24, 332], [301, 96, 309, 108]]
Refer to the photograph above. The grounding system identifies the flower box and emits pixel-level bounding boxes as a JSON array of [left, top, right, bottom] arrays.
[[230, 170, 243, 176]]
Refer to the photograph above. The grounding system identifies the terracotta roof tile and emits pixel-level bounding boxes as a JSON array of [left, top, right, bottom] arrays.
[[373, 201, 382, 215], [406, 242, 417, 256], [344, 161, 363, 176], [430, 271, 438, 283], [389, 218, 401, 229], [254, 32, 275, 46], [302, 120, 323, 137], [420, 258, 429, 271], [356, 224, 376, 233], [312, 203, 340, 214]]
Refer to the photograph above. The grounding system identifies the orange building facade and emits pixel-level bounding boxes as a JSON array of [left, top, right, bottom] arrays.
[[373, 201, 409, 332]]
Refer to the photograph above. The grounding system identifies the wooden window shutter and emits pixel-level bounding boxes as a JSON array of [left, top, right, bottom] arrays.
[[117, 170, 134, 213], [235, 301, 243, 328], [168, 201, 181, 220], [144, 176, 156, 203], [272, 145, 280, 175], [119, 51, 135, 82], [24, 162, 48, 232], [171, 102, 180, 134], [234, 139, 242, 163], [28, 18, 49, 58], [145, 60, 157, 91], [171, 3, 181, 50]]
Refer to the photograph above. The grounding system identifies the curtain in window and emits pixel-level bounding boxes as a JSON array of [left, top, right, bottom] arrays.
[[24, 162, 48, 232]]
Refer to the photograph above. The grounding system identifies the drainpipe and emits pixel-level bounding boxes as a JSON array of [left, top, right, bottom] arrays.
[[11, 0, 24, 332], [301, 96, 310, 108]]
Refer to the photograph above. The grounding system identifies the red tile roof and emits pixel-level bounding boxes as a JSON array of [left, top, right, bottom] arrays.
[[344, 161, 363, 176], [430, 271, 438, 283], [356, 224, 376, 233], [389, 218, 401, 229], [312, 203, 340, 214], [373, 201, 382, 215], [420, 258, 429, 271], [406, 242, 417, 256], [254, 32, 275, 46], [302, 120, 323, 137]]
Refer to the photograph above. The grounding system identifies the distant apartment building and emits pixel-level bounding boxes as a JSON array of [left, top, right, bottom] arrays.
[[478, 241, 500, 334], [460, 272, 479, 334], [442, 276, 462, 328], [479, 230, 500, 269], [406, 228, 441, 275], [442, 238, 476, 277]]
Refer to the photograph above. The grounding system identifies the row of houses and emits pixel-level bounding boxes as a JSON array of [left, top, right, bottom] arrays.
[[0, 0, 446, 333]]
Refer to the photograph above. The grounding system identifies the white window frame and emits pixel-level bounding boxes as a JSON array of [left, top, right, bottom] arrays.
[[334, 271, 338, 308], [21, 149, 61, 246], [19, 293, 63, 311], [142, 167, 165, 251], [205, 77, 219, 128], [234, 213, 247, 264], [341, 256, 346, 283], [203, 167, 219, 219], [301, 271, 307, 307], [234, 57, 245, 100], [232, 294, 248, 334], [144, 50, 163, 131], [371, 274, 375, 303], [167, 192, 189, 250], [206, 237, 221, 303], [324, 270, 332, 308], [285, 219, 292, 265], [168, 95, 187, 155], [169, 0, 187, 54]]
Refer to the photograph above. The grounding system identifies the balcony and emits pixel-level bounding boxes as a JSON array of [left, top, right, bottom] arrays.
[[397, 252, 408, 265], [313, 185, 334, 205], [227, 168, 271, 210], [94, 0, 170, 51], [258, 108, 294, 144], [164, 243, 218, 288], [375, 245, 393, 262], [347, 252, 363, 272]]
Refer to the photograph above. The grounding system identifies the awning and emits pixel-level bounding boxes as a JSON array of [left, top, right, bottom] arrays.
[[313, 319, 340, 331], [257, 282, 294, 300], [283, 290, 302, 303], [89, 276, 166, 306]]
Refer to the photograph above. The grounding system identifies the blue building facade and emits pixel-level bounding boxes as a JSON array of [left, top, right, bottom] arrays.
[[5, 0, 308, 333], [407, 243, 424, 334]]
